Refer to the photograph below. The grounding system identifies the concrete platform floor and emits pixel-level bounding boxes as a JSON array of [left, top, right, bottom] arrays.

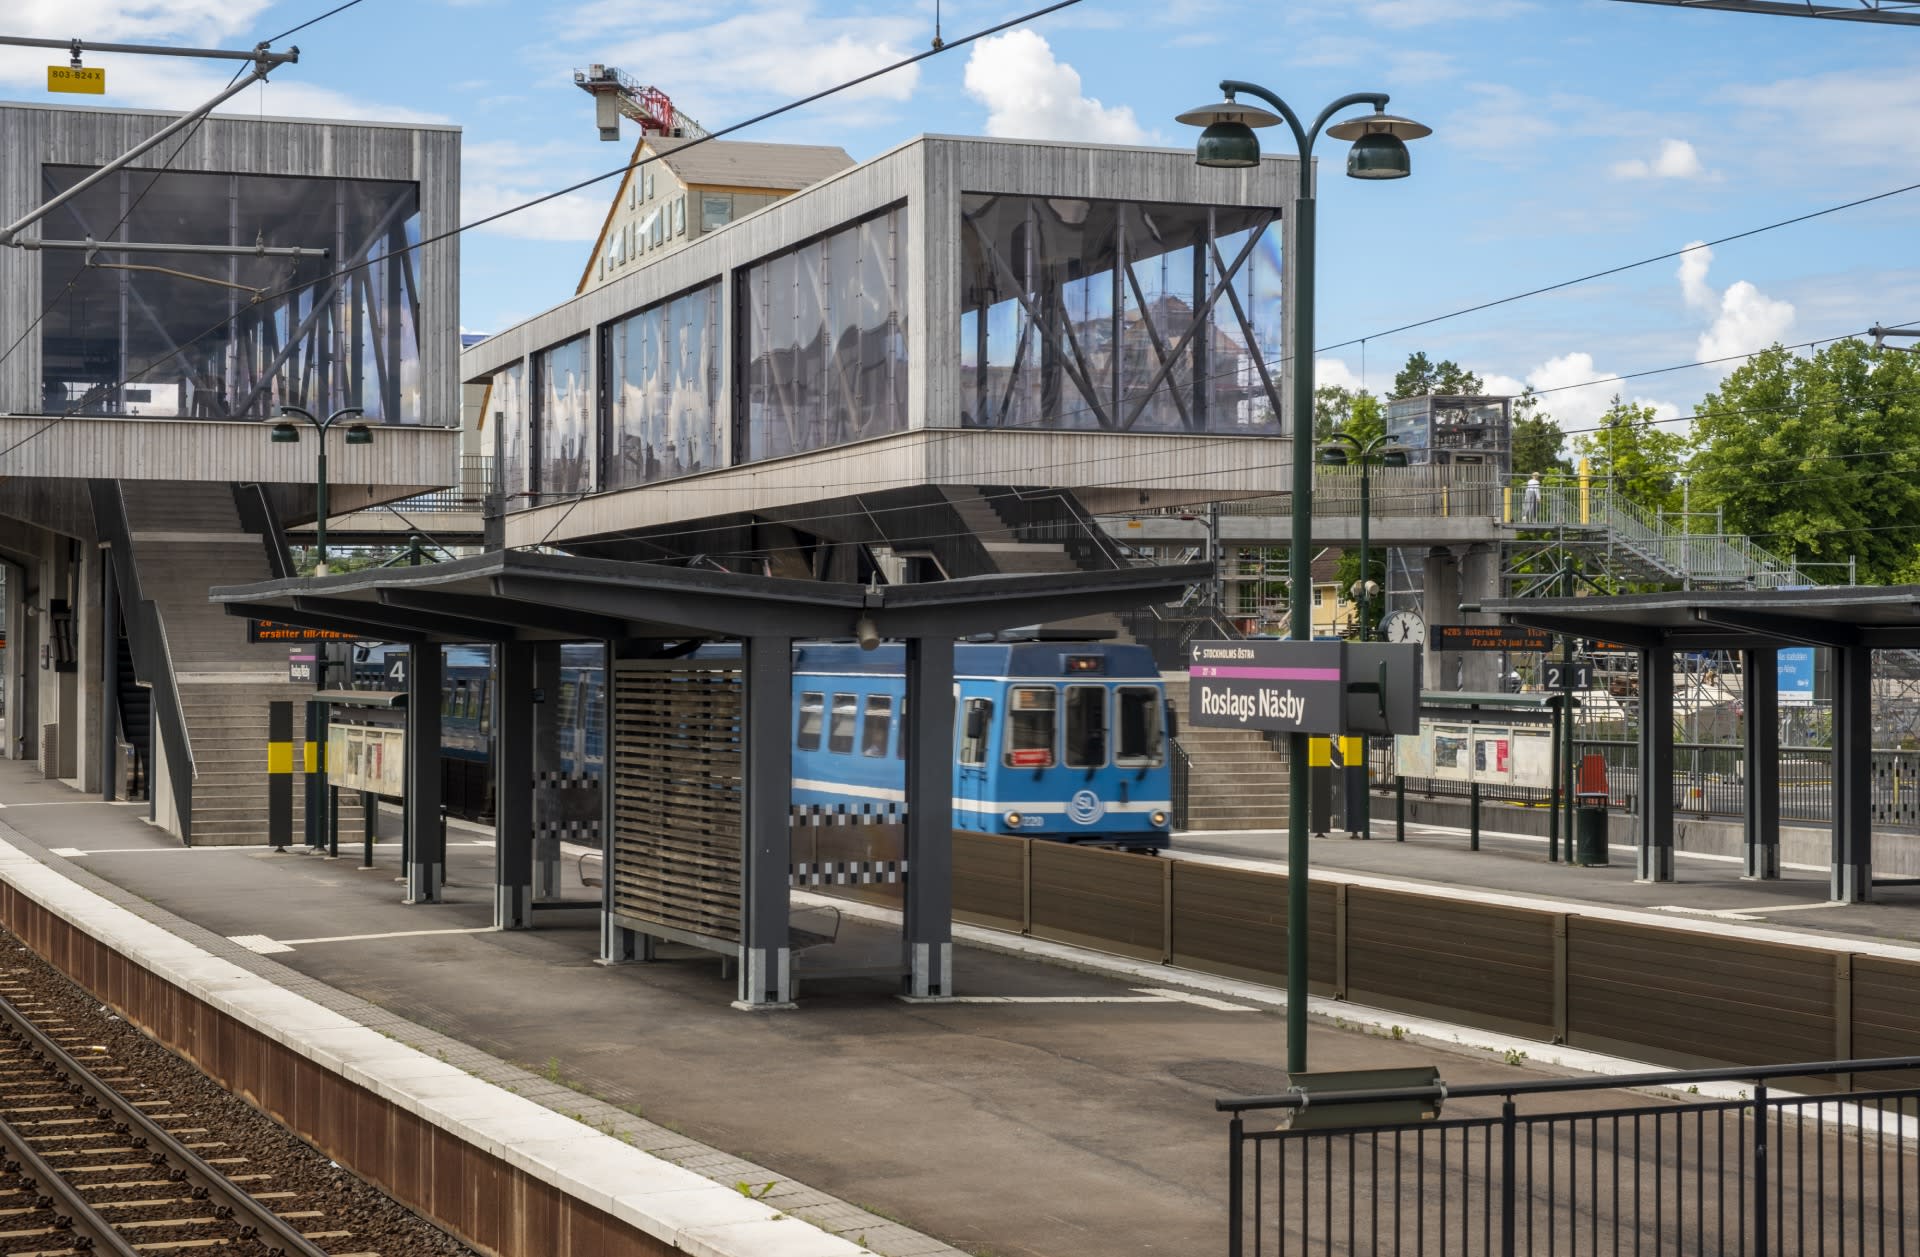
[[1179, 815, 1920, 947], [0, 759, 1648, 1257]]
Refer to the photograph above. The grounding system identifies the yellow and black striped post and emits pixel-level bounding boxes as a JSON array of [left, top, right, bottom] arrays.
[[267, 701, 292, 850], [303, 701, 324, 850]]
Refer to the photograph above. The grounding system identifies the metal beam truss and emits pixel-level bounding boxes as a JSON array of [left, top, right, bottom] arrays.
[[1608, 0, 1920, 24]]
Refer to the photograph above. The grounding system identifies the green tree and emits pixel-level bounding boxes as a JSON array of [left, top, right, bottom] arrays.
[[1690, 340, 1920, 584], [1577, 396, 1687, 515], [1314, 385, 1386, 445], [1509, 389, 1570, 476], [1392, 351, 1482, 400]]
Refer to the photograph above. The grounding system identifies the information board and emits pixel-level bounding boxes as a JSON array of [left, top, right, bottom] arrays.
[[1778, 647, 1815, 707], [327, 723, 406, 797], [1396, 721, 1552, 789], [248, 620, 357, 643], [1429, 624, 1553, 653]]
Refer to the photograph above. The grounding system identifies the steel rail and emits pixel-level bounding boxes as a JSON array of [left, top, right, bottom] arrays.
[[0, 1101, 141, 1256], [0, 990, 333, 1257]]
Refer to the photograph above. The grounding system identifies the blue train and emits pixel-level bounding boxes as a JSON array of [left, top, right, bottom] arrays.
[[355, 638, 1173, 850]]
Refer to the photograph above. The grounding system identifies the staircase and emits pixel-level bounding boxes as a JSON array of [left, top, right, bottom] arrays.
[[1510, 482, 1812, 591], [1165, 673, 1290, 831], [112, 482, 361, 846], [112, 632, 149, 797]]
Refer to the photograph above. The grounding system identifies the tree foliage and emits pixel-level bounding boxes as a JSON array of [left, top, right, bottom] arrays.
[[1313, 386, 1387, 446], [1392, 351, 1482, 400], [1689, 340, 1920, 584], [1577, 396, 1687, 516], [1509, 389, 1570, 477]]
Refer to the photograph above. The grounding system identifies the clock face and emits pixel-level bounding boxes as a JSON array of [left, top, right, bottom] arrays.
[[1383, 611, 1425, 644]]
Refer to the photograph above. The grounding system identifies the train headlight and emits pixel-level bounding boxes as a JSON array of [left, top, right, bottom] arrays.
[[1004, 811, 1023, 828], [1151, 811, 1169, 828]]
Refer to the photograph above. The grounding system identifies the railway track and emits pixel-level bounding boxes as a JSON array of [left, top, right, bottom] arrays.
[[0, 979, 371, 1256]]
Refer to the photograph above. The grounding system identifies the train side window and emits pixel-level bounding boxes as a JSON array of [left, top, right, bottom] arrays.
[[862, 695, 893, 757], [1004, 687, 1056, 768], [959, 698, 992, 765], [1115, 687, 1165, 767], [1064, 686, 1107, 768], [828, 692, 858, 754], [796, 692, 825, 751]]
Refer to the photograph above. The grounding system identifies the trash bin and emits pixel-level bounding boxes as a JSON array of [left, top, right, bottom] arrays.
[[1575, 796, 1610, 866]]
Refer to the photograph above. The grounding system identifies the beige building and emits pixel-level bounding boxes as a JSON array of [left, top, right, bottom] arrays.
[[578, 136, 853, 294]]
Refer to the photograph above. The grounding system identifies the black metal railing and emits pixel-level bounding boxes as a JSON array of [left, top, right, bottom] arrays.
[[1222, 1056, 1920, 1257], [1171, 737, 1193, 832]]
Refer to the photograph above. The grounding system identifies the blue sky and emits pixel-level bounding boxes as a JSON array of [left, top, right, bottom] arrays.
[[6, 0, 1919, 441]]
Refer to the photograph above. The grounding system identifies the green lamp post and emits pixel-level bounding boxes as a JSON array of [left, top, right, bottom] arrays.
[[1180, 82, 1429, 1073], [273, 405, 370, 577]]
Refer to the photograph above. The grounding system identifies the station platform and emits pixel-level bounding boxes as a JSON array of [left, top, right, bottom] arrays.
[[0, 759, 1662, 1257], [1178, 810, 1920, 949]]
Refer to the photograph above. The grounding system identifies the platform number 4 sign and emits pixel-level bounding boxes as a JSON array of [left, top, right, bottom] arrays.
[[1544, 662, 1593, 691]]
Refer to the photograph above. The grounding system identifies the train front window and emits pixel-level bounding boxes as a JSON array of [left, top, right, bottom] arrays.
[[828, 692, 858, 754], [1115, 687, 1165, 767], [1004, 687, 1055, 768], [959, 698, 991, 765], [796, 692, 824, 751], [1064, 685, 1106, 768], [862, 695, 893, 757]]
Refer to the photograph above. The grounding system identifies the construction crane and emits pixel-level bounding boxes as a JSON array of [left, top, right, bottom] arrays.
[[573, 65, 709, 142]]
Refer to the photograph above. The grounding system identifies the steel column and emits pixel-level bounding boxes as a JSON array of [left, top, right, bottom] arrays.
[[1832, 644, 1873, 903], [1636, 647, 1676, 882], [405, 644, 444, 903], [98, 557, 117, 801], [736, 635, 794, 1008], [494, 641, 532, 929], [598, 643, 638, 965], [903, 634, 956, 999], [1742, 647, 1781, 880]]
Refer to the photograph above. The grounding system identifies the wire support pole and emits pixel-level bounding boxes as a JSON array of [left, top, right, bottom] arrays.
[[15, 237, 327, 258], [0, 34, 299, 62], [0, 51, 288, 247]]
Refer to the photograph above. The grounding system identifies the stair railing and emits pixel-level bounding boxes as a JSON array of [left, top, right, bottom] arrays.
[[87, 482, 196, 844]]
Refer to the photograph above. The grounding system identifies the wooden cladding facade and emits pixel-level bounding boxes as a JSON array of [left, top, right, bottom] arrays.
[[609, 662, 744, 946], [930, 835, 1918, 1077], [0, 885, 673, 1257]]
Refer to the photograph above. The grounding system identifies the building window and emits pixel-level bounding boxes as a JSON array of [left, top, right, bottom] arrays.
[[796, 692, 824, 751], [702, 193, 733, 231], [644, 171, 654, 201], [828, 693, 858, 754], [738, 204, 908, 464], [958, 193, 1283, 435], [673, 194, 686, 237], [39, 166, 422, 421], [862, 694, 893, 757], [603, 281, 721, 488], [495, 361, 531, 507], [535, 335, 594, 495]]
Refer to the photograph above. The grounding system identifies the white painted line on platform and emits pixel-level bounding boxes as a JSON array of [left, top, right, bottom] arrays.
[[47, 848, 85, 857], [1132, 987, 1258, 1011], [228, 934, 294, 954], [0, 800, 146, 809], [912, 988, 1254, 1011], [50, 845, 245, 856], [1652, 905, 1766, 922], [276, 927, 497, 947]]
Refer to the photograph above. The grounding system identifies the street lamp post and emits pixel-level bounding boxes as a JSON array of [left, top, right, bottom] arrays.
[[272, 405, 370, 577], [1180, 82, 1429, 1073]]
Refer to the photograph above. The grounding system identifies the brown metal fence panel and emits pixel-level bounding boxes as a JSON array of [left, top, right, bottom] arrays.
[[953, 831, 1026, 930], [1849, 956, 1920, 1092], [1029, 841, 1166, 961], [1168, 860, 1335, 989], [1344, 886, 1556, 1037], [1567, 918, 1836, 1071], [797, 820, 905, 908]]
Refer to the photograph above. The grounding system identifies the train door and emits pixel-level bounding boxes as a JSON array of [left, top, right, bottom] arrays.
[[957, 690, 994, 831]]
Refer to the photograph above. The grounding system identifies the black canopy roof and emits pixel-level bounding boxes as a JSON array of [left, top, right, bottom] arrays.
[[1484, 586, 1920, 651]]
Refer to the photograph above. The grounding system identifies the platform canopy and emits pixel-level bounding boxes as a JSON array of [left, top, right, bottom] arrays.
[[210, 549, 1211, 644], [1483, 586, 1920, 651]]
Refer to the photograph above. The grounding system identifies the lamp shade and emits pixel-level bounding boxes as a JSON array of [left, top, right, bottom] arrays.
[[1346, 132, 1411, 180], [1380, 447, 1411, 467], [1317, 445, 1351, 466], [1195, 121, 1261, 169], [344, 423, 374, 446], [269, 422, 299, 443]]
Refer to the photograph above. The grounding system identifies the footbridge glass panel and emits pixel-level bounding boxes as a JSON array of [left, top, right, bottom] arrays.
[[39, 166, 421, 422], [535, 335, 594, 495], [603, 282, 721, 488], [958, 194, 1283, 434]]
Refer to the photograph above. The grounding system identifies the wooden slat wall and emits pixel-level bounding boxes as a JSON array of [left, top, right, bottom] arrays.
[[1166, 860, 1335, 990], [1029, 842, 1165, 962], [1567, 919, 1836, 1070], [610, 662, 743, 943], [1345, 888, 1556, 1038], [1847, 956, 1920, 1091], [953, 832, 1026, 931]]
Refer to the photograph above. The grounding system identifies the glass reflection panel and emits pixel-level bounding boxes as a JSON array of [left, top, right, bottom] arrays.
[[604, 283, 721, 487], [740, 204, 908, 463], [496, 362, 532, 506], [958, 193, 1282, 435], [536, 336, 593, 494], [38, 165, 422, 422]]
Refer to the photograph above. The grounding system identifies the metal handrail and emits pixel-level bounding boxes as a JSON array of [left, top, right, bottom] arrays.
[[1218, 1054, 1920, 1113]]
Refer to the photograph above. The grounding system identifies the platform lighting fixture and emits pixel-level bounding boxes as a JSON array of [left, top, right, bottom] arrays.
[[1180, 78, 1430, 1076], [274, 404, 367, 578]]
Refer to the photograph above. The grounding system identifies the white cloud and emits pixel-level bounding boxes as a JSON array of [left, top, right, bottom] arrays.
[[1358, 0, 1532, 28], [570, 2, 921, 113], [5, 0, 268, 41], [461, 141, 606, 242], [1674, 241, 1795, 369], [1610, 138, 1706, 181], [963, 29, 1148, 146], [1315, 358, 1369, 392], [1520, 352, 1680, 431]]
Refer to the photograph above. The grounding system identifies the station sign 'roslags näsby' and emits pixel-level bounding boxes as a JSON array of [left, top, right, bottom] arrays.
[[1189, 640, 1346, 734], [1428, 624, 1553, 653]]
